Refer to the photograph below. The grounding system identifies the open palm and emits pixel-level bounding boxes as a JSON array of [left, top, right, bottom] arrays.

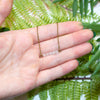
[[0, 0, 93, 99], [0, 22, 93, 99]]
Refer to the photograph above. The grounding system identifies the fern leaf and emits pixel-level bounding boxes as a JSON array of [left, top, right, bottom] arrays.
[[82, 47, 100, 72], [73, 80, 81, 100], [39, 85, 48, 100], [53, 0, 65, 3], [90, 0, 94, 16], [82, 22, 100, 32], [84, 0, 88, 17], [92, 62, 100, 76], [73, 0, 78, 17], [0, 27, 10, 32], [49, 81, 57, 100], [79, 0, 83, 18]]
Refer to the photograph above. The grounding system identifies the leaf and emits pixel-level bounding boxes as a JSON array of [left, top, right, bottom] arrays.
[[84, 0, 88, 17], [90, 0, 93, 16], [73, 0, 78, 17], [91, 62, 100, 76], [0, 27, 10, 32], [91, 45, 99, 54], [53, 0, 65, 3], [82, 22, 100, 32], [39, 85, 48, 100], [79, 0, 83, 18], [86, 47, 100, 69]]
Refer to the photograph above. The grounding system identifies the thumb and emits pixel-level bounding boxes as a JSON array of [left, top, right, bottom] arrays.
[[0, 0, 13, 25]]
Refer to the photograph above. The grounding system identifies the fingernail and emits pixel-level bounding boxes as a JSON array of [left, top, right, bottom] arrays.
[[93, 31, 96, 38]]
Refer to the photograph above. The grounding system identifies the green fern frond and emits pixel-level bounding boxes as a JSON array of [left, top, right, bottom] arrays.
[[84, 0, 88, 17], [39, 85, 48, 100], [73, 0, 78, 17], [53, 0, 65, 3], [79, 0, 83, 18]]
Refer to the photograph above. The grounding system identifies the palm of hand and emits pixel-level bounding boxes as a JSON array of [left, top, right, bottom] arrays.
[[0, 32, 40, 98]]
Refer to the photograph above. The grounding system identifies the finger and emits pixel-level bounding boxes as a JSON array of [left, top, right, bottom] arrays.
[[39, 43, 92, 70], [0, 0, 13, 25], [5, 21, 83, 43], [34, 29, 93, 54], [36, 60, 78, 87], [33, 21, 83, 43]]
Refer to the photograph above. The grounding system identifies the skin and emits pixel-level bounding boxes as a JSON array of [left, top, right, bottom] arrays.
[[0, 0, 93, 99]]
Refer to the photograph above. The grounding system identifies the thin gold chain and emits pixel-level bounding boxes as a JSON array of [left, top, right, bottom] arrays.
[[57, 23, 60, 52], [37, 26, 42, 57]]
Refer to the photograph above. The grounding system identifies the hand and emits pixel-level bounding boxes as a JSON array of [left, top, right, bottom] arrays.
[[0, 0, 13, 25], [0, 0, 93, 99], [0, 22, 93, 99]]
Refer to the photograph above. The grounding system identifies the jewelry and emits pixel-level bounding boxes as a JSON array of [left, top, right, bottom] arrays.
[[57, 23, 60, 52], [37, 26, 42, 57]]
